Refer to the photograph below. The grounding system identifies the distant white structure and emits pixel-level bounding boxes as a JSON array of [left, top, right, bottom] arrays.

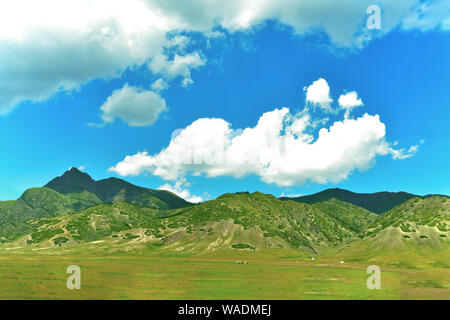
[[340, 261, 345, 264]]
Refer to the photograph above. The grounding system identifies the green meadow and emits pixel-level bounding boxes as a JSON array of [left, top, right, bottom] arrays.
[[0, 245, 448, 300]]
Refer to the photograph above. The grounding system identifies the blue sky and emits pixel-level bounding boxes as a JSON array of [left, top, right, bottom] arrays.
[[0, 1, 449, 201]]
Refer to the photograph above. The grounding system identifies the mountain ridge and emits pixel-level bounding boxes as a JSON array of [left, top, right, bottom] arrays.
[[44, 167, 190, 209], [280, 187, 449, 214], [0, 168, 190, 242]]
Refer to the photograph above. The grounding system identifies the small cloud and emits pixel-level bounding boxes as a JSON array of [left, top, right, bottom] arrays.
[[304, 78, 334, 113], [93, 84, 167, 127], [148, 51, 206, 88], [338, 91, 363, 118], [181, 77, 194, 87], [389, 144, 419, 160], [151, 78, 169, 92]]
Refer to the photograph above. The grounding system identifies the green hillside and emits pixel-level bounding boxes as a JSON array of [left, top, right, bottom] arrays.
[[361, 195, 450, 248], [311, 198, 378, 233], [326, 196, 450, 267], [149, 192, 362, 254], [0, 188, 102, 242], [5, 192, 383, 255]]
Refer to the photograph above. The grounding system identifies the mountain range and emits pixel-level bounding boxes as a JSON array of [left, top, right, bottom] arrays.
[[0, 168, 448, 257], [0, 168, 188, 242], [280, 188, 449, 214]]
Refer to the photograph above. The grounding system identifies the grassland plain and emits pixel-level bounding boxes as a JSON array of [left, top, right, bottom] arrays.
[[0, 237, 448, 300]]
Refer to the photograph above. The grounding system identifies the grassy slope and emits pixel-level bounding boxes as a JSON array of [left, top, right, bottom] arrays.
[[0, 188, 103, 242], [153, 192, 363, 254], [322, 196, 450, 268], [360, 196, 449, 249], [311, 198, 378, 233]]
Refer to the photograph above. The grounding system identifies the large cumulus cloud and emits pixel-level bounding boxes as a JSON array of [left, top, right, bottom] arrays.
[[109, 78, 420, 186]]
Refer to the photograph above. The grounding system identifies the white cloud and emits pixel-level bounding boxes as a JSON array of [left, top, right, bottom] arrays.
[[95, 84, 167, 127], [1, 0, 449, 114], [158, 180, 203, 203], [402, 0, 450, 31], [0, 0, 169, 114], [110, 151, 155, 176], [0, 0, 203, 115], [338, 91, 363, 108], [389, 145, 419, 160], [151, 78, 169, 92], [109, 79, 419, 186], [304, 78, 334, 113], [338, 91, 364, 118], [148, 51, 206, 87]]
